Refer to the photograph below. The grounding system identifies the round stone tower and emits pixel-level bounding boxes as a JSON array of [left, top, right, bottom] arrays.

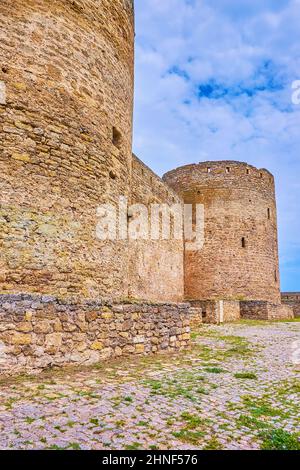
[[163, 161, 281, 304], [0, 0, 134, 299]]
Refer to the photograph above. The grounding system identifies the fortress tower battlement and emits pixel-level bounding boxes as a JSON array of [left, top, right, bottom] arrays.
[[164, 161, 275, 195], [163, 161, 280, 304]]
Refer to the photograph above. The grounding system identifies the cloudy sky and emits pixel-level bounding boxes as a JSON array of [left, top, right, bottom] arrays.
[[133, 0, 300, 291]]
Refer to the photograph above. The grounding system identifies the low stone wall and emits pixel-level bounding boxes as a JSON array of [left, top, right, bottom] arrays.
[[188, 307, 203, 327], [221, 301, 241, 323], [190, 300, 240, 324], [281, 293, 300, 318], [189, 301, 218, 324], [0, 295, 191, 377], [240, 301, 294, 321]]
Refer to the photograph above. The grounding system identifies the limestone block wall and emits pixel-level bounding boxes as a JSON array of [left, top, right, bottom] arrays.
[[164, 161, 281, 304], [281, 293, 300, 318], [129, 155, 184, 302], [190, 300, 240, 324], [195, 301, 220, 324], [189, 307, 203, 327], [240, 301, 294, 321], [221, 301, 241, 322], [0, 0, 134, 300], [0, 294, 191, 376]]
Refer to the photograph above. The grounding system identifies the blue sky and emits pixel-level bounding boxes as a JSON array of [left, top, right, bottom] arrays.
[[133, 0, 300, 292]]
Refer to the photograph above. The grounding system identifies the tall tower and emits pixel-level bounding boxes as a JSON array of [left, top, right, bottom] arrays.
[[0, 0, 134, 299], [164, 161, 281, 304]]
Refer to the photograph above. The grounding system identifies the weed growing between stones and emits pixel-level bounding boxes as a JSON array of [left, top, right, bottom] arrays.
[[234, 372, 258, 380], [203, 436, 224, 450], [204, 367, 227, 374], [259, 429, 300, 450], [242, 396, 286, 418]]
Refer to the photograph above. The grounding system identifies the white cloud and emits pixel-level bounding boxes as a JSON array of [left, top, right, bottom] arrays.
[[133, 0, 300, 289]]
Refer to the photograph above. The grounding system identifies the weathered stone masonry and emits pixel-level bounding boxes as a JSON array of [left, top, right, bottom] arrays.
[[163, 161, 281, 305], [240, 301, 294, 321], [0, 0, 135, 300], [0, 0, 189, 375], [0, 294, 191, 376], [0, 1, 294, 375], [129, 155, 184, 303], [190, 300, 241, 325], [281, 293, 300, 318], [163, 161, 293, 321]]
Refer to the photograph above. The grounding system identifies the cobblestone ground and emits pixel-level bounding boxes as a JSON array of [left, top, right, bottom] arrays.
[[0, 320, 299, 450]]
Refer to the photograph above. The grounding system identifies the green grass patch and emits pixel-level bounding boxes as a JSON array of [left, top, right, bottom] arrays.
[[67, 443, 81, 450], [181, 412, 209, 430], [144, 377, 198, 401], [123, 396, 133, 403], [66, 421, 76, 428], [203, 436, 223, 450], [242, 396, 287, 418], [172, 411, 213, 445], [234, 372, 258, 380], [25, 417, 35, 424], [145, 380, 162, 391], [260, 429, 300, 450], [196, 387, 209, 395], [172, 429, 205, 445], [236, 415, 269, 430], [137, 421, 148, 427], [238, 319, 270, 326], [90, 418, 99, 426], [193, 331, 253, 360], [204, 367, 226, 374], [125, 442, 141, 450], [276, 379, 300, 396]]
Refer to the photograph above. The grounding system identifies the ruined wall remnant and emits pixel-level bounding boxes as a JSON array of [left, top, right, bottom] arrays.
[[240, 301, 294, 321], [164, 161, 281, 305], [281, 293, 300, 318], [190, 300, 240, 324]]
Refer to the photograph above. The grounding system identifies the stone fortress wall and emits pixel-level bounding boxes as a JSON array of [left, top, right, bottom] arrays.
[[0, 1, 294, 375], [0, 0, 135, 300], [0, 0, 188, 375], [163, 161, 281, 304], [281, 293, 300, 318], [129, 155, 184, 302], [163, 161, 293, 322]]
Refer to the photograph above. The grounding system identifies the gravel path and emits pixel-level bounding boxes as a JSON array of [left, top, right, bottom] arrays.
[[0, 320, 299, 450]]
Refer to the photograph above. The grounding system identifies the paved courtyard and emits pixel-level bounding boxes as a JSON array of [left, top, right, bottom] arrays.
[[0, 320, 299, 450]]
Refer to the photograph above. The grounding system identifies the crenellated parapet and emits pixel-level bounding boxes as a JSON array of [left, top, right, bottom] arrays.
[[164, 161, 275, 198]]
